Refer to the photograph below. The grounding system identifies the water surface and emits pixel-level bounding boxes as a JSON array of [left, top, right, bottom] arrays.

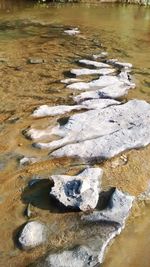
[[0, 2, 150, 267]]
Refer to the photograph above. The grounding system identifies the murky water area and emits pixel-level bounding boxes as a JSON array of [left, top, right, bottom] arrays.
[[0, 1, 150, 267]]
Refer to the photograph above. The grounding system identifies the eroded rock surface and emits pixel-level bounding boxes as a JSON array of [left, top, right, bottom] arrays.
[[30, 100, 150, 161], [32, 99, 120, 118], [32, 188, 134, 267], [70, 67, 115, 76], [82, 188, 135, 227], [50, 168, 103, 211]]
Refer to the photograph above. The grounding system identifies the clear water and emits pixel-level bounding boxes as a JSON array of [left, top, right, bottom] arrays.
[[0, 2, 150, 267]]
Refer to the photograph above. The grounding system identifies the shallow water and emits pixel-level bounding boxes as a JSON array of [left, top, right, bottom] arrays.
[[0, 1, 150, 267]]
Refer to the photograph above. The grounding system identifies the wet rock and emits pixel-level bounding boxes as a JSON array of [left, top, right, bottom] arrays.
[[50, 168, 103, 211], [27, 58, 45, 64], [93, 52, 108, 60], [82, 188, 134, 227], [18, 221, 47, 250], [70, 67, 115, 76], [20, 156, 37, 166], [111, 154, 128, 168]]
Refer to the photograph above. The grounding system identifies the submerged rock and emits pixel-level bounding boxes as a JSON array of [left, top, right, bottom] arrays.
[[50, 168, 103, 211], [93, 52, 108, 60], [20, 156, 37, 166], [27, 58, 45, 64], [18, 221, 47, 250]]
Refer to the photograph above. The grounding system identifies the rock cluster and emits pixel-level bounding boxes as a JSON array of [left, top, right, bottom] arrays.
[[20, 39, 149, 267]]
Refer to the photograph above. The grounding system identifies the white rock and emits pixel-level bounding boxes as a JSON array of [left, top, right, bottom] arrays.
[[70, 68, 115, 76], [25, 127, 52, 140], [19, 221, 47, 250], [50, 168, 103, 211], [82, 189, 135, 227], [28, 99, 121, 146], [46, 100, 150, 159], [67, 71, 135, 91], [64, 28, 80, 36], [78, 59, 110, 68], [74, 82, 133, 102], [32, 104, 83, 117], [107, 59, 133, 68]]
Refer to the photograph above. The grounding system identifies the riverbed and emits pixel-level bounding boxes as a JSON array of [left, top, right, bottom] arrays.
[[0, 2, 150, 267]]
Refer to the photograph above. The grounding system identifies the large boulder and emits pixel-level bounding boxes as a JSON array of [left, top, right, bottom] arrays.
[[50, 168, 103, 211]]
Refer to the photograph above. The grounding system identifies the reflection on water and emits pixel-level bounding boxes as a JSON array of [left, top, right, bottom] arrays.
[[0, 2, 149, 267], [0, 0, 35, 11]]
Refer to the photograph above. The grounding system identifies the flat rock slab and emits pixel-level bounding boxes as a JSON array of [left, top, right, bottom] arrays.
[[74, 82, 133, 102], [32, 99, 120, 118], [67, 71, 135, 93], [106, 59, 133, 68], [70, 68, 115, 76], [19, 221, 47, 250], [50, 168, 103, 211], [78, 59, 111, 68], [26, 99, 120, 142], [31, 100, 150, 161]]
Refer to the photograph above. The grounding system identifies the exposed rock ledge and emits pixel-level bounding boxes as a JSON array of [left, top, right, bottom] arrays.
[[29, 100, 150, 161]]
